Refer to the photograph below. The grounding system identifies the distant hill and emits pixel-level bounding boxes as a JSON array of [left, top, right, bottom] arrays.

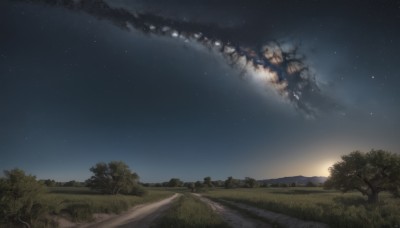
[[259, 176, 327, 185]]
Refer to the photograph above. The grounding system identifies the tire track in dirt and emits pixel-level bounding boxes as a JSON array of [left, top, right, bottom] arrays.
[[192, 193, 272, 228], [219, 200, 329, 228], [80, 193, 181, 228], [196, 194, 329, 228]]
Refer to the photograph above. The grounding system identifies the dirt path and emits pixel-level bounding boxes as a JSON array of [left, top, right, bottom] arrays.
[[76, 193, 180, 228], [192, 193, 272, 228], [216, 199, 329, 228], [220, 200, 329, 228]]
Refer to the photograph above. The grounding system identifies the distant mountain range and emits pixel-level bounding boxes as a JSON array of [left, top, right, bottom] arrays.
[[259, 176, 327, 185]]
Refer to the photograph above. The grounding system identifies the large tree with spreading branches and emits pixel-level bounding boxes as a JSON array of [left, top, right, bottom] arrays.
[[325, 149, 400, 203], [86, 161, 141, 195]]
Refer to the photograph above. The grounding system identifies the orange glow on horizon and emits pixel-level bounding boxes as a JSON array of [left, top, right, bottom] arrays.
[[319, 160, 336, 177]]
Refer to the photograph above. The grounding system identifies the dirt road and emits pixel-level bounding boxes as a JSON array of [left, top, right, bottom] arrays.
[[58, 192, 328, 228], [80, 193, 180, 228], [194, 193, 329, 228], [192, 193, 272, 228], [220, 200, 329, 228]]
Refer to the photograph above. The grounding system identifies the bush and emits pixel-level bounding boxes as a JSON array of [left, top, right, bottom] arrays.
[[86, 161, 140, 195], [0, 168, 49, 227], [128, 184, 148, 196]]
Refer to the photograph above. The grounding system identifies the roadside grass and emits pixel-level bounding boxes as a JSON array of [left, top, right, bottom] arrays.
[[203, 187, 400, 228], [215, 199, 282, 228], [42, 187, 174, 222], [151, 193, 230, 228]]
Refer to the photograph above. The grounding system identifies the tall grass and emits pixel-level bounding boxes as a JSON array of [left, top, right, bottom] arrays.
[[42, 187, 174, 222], [152, 194, 230, 228], [204, 187, 400, 228]]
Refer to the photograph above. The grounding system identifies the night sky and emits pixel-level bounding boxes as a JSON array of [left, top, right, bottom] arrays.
[[1, 0, 400, 182]]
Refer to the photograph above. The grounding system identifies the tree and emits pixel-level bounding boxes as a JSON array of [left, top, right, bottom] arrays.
[[39, 179, 56, 187], [186, 182, 195, 192], [194, 181, 204, 191], [63, 180, 85, 187], [212, 180, 224, 187], [280, 183, 288, 187], [167, 178, 183, 187], [203, 176, 213, 188], [86, 161, 140, 195], [325, 150, 400, 203], [0, 169, 47, 228], [224, 176, 239, 189], [244, 177, 259, 188], [305, 181, 316, 187]]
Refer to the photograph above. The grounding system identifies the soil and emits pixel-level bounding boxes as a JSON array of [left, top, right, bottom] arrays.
[[57, 193, 180, 228], [57, 192, 329, 228], [192, 193, 272, 228], [194, 193, 329, 228]]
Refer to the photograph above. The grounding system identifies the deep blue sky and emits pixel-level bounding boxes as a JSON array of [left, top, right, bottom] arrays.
[[1, 0, 399, 182]]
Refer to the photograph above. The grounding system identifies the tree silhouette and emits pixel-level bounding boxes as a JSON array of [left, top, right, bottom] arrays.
[[203, 176, 213, 188], [325, 150, 400, 203], [86, 161, 140, 195], [224, 176, 238, 189], [244, 177, 259, 188], [167, 178, 183, 187]]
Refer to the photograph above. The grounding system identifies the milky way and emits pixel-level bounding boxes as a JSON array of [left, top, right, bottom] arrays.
[[4, 0, 400, 182], [20, 0, 338, 117]]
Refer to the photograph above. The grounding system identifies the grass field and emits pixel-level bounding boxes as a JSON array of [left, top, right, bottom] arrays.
[[26, 186, 400, 227], [151, 193, 229, 228], [203, 187, 400, 228], [42, 187, 174, 222]]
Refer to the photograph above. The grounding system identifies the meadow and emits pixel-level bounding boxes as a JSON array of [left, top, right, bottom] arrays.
[[203, 187, 400, 228], [151, 193, 229, 228], [42, 187, 174, 222], [7, 185, 400, 227]]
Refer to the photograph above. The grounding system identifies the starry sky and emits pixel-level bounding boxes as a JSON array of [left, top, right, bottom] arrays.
[[1, 0, 400, 182]]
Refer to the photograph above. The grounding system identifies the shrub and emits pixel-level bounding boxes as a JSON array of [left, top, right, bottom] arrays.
[[0, 168, 49, 227], [128, 184, 148, 196]]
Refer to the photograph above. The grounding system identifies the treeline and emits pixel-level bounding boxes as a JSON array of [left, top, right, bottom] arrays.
[[38, 179, 85, 187], [43, 178, 321, 189], [141, 176, 257, 189], [142, 176, 321, 192]]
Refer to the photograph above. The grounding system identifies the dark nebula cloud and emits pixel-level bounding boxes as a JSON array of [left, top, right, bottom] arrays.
[[18, 0, 340, 117]]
